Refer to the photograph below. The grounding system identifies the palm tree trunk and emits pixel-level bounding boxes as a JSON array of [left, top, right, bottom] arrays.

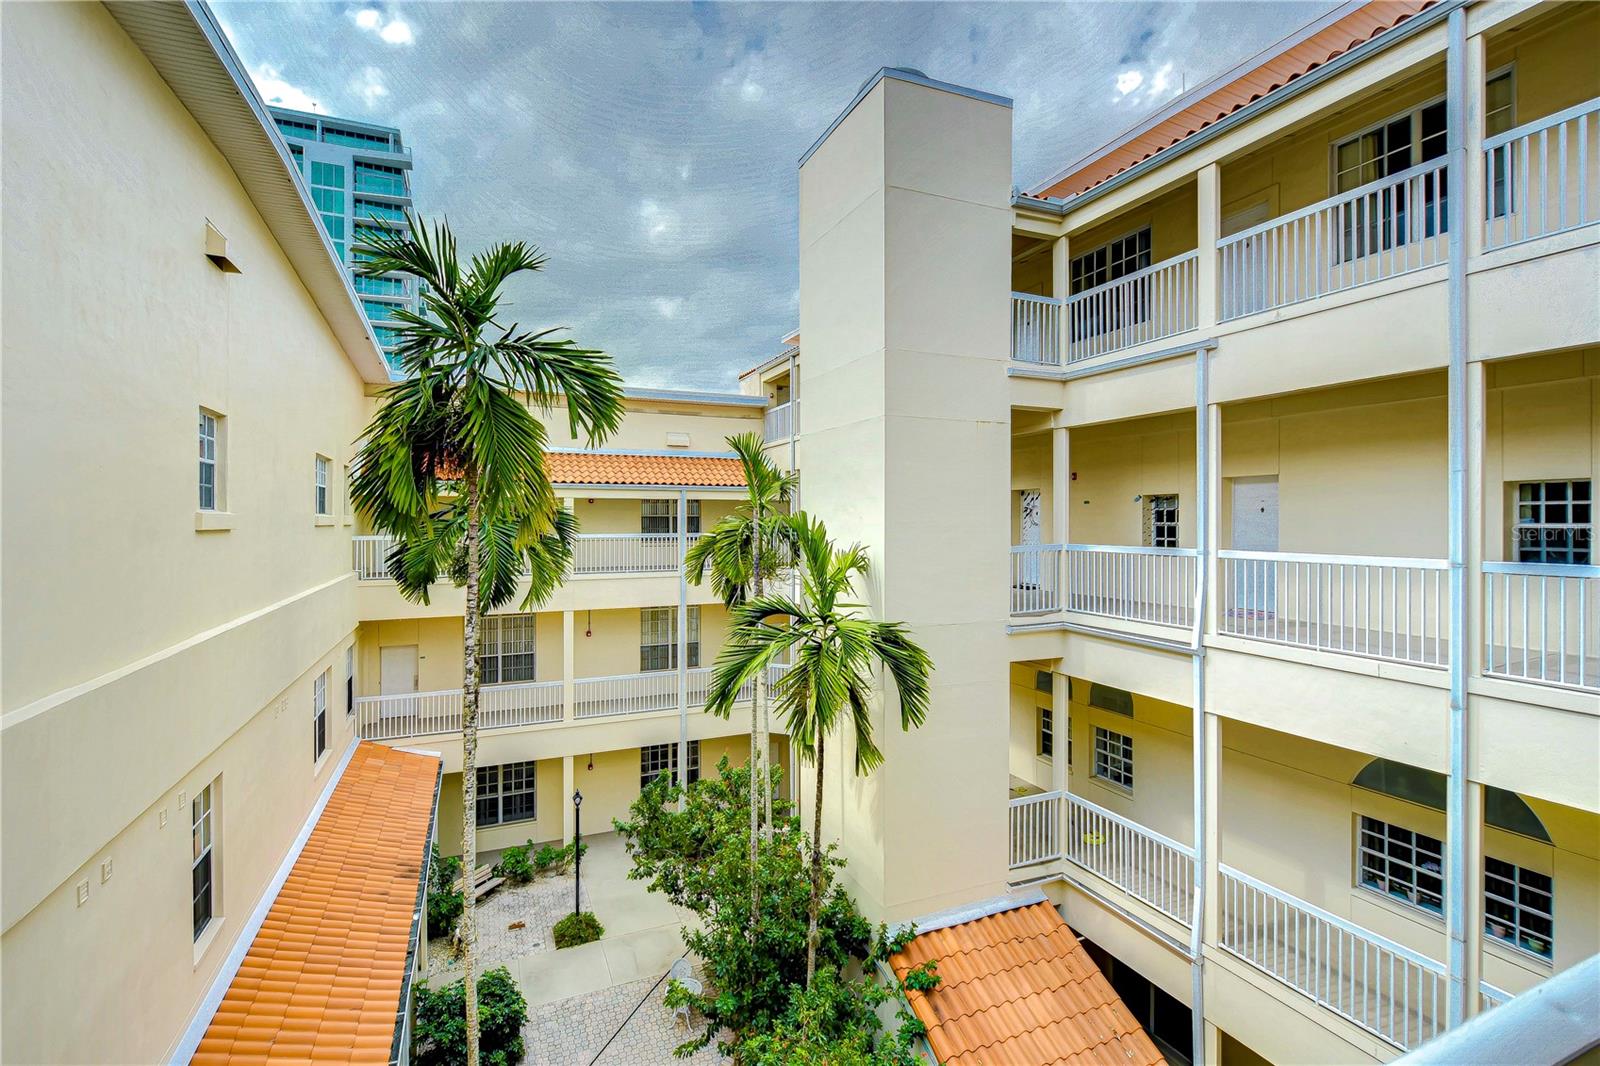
[[461, 466, 482, 1066], [748, 506, 762, 929], [805, 731, 825, 988]]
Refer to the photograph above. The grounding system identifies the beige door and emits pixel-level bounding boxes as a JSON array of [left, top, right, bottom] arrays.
[[379, 645, 419, 721]]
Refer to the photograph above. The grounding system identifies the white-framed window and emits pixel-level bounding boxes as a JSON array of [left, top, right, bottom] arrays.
[[198, 409, 221, 510], [1483, 68, 1518, 217], [476, 761, 536, 826], [1513, 480, 1591, 564], [641, 606, 699, 672], [312, 669, 328, 761], [1037, 706, 1053, 758], [191, 784, 215, 941], [478, 614, 537, 684], [1358, 815, 1444, 916], [640, 740, 701, 790], [1092, 727, 1134, 790], [641, 499, 701, 535], [345, 645, 355, 716], [1145, 494, 1179, 549], [1069, 228, 1152, 340], [1485, 856, 1553, 960], [315, 455, 330, 515]]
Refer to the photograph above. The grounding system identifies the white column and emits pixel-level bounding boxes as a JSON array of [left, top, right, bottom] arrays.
[[561, 754, 576, 845], [1051, 425, 1069, 546], [1196, 164, 1221, 331], [561, 610, 575, 722], [676, 488, 689, 809], [1050, 670, 1068, 796], [1464, 30, 1488, 258], [1051, 236, 1070, 360]]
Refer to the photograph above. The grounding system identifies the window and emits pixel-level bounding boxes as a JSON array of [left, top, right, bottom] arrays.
[[191, 784, 215, 940], [1485, 857, 1553, 960], [1092, 727, 1134, 790], [1088, 683, 1134, 717], [478, 614, 536, 684], [641, 499, 701, 534], [1332, 93, 1456, 258], [1069, 228, 1152, 339], [321, 125, 393, 150], [476, 761, 537, 826], [361, 299, 398, 322], [641, 606, 699, 671], [1145, 495, 1179, 549], [354, 162, 407, 196], [345, 645, 355, 716], [312, 669, 328, 761], [315, 455, 330, 515], [198, 409, 220, 510], [640, 741, 701, 789], [275, 117, 317, 140], [1037, 706, 1054, 758], [308, 161, 346, 261], [1513, 480, 1591, 564], [1358, 816, 1444, 915], [1484, 70, 1518, 217]]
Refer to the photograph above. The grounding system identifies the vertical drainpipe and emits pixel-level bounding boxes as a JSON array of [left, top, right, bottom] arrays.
[[1189, 349, 1210, 1063], [678, 486, 690, 811], [1444, 5, 1471, 1029]]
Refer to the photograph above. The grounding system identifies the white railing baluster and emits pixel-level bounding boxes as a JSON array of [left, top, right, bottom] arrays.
[[354, 679, 562, 739], [1482, 561, 1599, 693], [1051, 544, 1198, 627], [763, 401, 795, 442], [1009, 544, 1064, 614], [1007, 790, 1063, 867], [1483, 97, 1600, 250], [1010, 292, 1063, 365], [1058, 792, 1196, 924], [1058, 251, 1198, 362]]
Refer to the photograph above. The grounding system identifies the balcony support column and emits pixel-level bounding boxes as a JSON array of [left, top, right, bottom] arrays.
[[1051, 425, 1069, 546], [561, 754, 576, 845], [1195, 164, 1221, 331], [562, 610, 575, 723], [1050, 669, 1068, 797]]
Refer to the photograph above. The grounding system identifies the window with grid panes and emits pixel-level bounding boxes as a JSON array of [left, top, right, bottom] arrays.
[[345, 645, 355, 715], [640, 606, 699, 671], [315, 456, 329, 515], [1333, 96, 1453, 258], [478, 614, 536, 684], [1146, 495, 1179, 548], [640, 741, 700, 789], [1037, 706, 1053, 758], [641, 499, 700, 534], [1357, 816, 1444, 915], [476, 761, 536, 826], [1484, 70, 1518, 217], [198, 410, 219, 510], [1484, 856, 1553, 960], [1069, 229, 1152, 339], [1092, 727, 1134, 790], [312, 669, 328, 760], [191, 784, 215, 940], [1513, 480, 1591, 564]]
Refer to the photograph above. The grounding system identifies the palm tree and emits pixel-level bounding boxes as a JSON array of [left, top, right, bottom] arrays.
[[705, 515, 932, 986], [683, 432, 797, 923], [351, 217, 623, 1065]]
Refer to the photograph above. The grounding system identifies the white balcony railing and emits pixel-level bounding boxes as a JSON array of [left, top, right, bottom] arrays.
[[1064, 251, 1199, 363], [764, 401, 796, 442], [1009, 544, 1064, 614], [1218, 551, 1451, 668], [1483, 561, 1599, 692], [356, 532, 705, 580], [1220, 865, 1446, 1051], [1010, 292, 1062, 365], [354, 535, 394, 580], [1063, 544, 1198, 627], [355, 679, 563, 740], [1064, 793, 1196, 925], [1219, 158, 1448, 322], [1484, 98, 1600, 251], [573, 666, 758, 720], [1008, 790, 1062, 868]]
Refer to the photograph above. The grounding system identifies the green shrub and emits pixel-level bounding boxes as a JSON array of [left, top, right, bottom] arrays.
[[411, 965, 527, 1066], [426, 845, 464, 940], [493, 842, 536, 885], [552, 911, 604, 948]]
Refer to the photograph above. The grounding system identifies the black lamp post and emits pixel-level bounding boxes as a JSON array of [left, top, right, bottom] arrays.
[[572, 789, 583, 916]]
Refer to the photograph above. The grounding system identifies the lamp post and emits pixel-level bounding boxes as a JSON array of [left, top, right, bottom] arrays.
[[572, 789, 583, 916]]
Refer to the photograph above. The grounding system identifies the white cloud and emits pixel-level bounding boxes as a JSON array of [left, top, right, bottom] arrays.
[[379, 18, 414, 45], [1114, 70, 1143, 96], [350, 66, 389, 107], [354, 8, 381, 30], [638, 200, 678, 242], [249, 62, 322, 112], [653, 297, 684, 319], [1147, 62, 1174, 98]]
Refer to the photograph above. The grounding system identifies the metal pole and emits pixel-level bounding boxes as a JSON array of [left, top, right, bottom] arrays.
[[1444, 6, 1471, 1029], [677, 487, 690, 812], [573, 794, 582, 916], [1189, 348, 1211, 1064]]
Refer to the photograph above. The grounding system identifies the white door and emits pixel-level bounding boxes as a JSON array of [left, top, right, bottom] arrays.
[[379, 645, 419, 721], [1019, 490, 1042, 585], [1231, 477, 1279, 616]]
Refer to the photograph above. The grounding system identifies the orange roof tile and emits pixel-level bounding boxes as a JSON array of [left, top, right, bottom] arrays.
[[890, 900, 1166, 1066], [192, 743, 441, 1065], [547, 451, 746, 488], [1033, 1, 1437, 200]]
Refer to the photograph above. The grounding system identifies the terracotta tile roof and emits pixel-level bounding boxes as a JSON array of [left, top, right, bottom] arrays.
[[192, 743, 440, 1065], [1033, 1, 1437, 200], [547, 451, 746, 488], [890, 900, 1166, 1066]]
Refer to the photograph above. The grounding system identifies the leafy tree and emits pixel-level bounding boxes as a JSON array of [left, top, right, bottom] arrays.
[[352, 218, 623, 1064], [412, 966, 527, 1066], [684, 430, 799, 896], [735, 970, 926, 1066], [427, 844, 465, 939], [706, 515, 933, 985]]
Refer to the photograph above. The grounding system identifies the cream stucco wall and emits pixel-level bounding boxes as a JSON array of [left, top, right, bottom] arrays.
[[1, 8, 378, 1060]]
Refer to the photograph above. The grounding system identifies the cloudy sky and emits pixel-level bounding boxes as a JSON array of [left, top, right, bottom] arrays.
[[214, 1, 1333, 390]]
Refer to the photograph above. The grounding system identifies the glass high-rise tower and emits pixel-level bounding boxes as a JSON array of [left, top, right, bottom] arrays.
[[269, 106, 418, 368]]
